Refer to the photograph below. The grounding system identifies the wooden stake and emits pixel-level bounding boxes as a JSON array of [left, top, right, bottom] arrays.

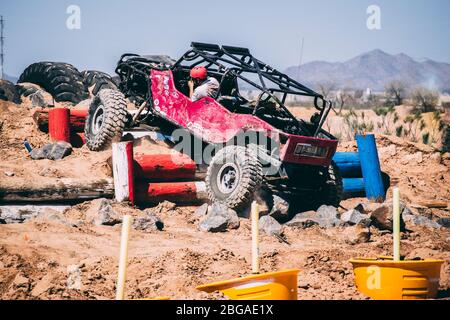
[[393, 187, 401, 261], [251, 201, 260, 274], [116, 215, 133, 300]]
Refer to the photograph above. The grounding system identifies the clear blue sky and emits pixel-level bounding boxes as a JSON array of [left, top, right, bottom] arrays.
[[1, 0, 449, 77]]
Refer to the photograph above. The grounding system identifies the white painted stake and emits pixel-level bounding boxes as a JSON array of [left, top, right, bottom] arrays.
[[112, 142, 133, 203], [116, 215, 133, 300], [393, 187, 401, 261], [251, 201, 260, 274]]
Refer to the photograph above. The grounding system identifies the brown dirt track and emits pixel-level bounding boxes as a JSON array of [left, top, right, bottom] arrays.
[[0, 100, 449, 300]]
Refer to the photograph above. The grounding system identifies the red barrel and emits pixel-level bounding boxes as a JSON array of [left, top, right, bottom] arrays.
[[48, 108, 70, 142], [134, 153, 198, 181], [69, 109, 88, 131], [135, 181, 207, 204]]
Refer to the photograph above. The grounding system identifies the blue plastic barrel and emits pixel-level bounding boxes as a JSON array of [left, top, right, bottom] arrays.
[[332, 152, 362, 178], [342, 178, 365, 195], [356, 134, 385, 201]]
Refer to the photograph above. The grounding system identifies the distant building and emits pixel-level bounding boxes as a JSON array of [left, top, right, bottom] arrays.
[[362, 88, 372, 103]]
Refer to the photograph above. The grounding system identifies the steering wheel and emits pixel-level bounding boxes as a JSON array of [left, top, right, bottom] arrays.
[[253, 92, 275, 116]]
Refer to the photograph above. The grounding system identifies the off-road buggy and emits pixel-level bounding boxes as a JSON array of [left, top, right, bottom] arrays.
[[85, 42, 342, 211]]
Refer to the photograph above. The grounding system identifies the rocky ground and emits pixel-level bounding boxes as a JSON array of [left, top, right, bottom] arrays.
[[0, 99, 449, 300]]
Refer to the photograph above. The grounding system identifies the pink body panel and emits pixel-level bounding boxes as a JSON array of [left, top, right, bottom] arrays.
[[150, 69, 337, 166], [150, 70, 277, 144]]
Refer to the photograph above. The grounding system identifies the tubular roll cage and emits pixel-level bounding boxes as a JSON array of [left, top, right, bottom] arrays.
[[115, 42, 334, 137], [174, 42, 333, 136]]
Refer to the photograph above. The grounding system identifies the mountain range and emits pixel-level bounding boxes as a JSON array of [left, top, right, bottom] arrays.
[[4, 50, 450, 92], [285, 49, 450, 92]]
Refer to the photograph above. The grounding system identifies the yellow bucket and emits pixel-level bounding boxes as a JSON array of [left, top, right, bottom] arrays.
[[196, 269, 300, 300], [349, 257, 444, 300]]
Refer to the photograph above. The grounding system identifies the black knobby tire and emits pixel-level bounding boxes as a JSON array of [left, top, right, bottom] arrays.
[[16, 83, 40, 97], [81, 70, 118, 96], [85, 89, 128, 151], [18, 62, 89, 104], [0, 80, 21, 103], [206, 145, 263, 211], [319, 161, 343, 207]]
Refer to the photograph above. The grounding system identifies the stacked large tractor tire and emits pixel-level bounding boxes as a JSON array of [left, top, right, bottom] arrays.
[[80, 70, 118, 96], [0, 80, 21, 103], [18, 62, 89, 104]]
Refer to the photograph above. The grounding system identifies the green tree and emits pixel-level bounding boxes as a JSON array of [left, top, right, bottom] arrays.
[[385, 80, 407, 106], [411, 87, 439, 113]]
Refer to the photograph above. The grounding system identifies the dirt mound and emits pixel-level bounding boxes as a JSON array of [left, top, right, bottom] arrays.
[[0, 101, 448, 300], [0, 101, 49, 160], [338, 134, 450, 218], [0, 102, 175, 192], [0, 199, 449, 300]]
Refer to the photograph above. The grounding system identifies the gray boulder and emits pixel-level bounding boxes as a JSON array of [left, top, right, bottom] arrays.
[[0, 205, 69, 223], [315, 205, 343, 227], [48, 141, 72, 160], [199, 203, 240, 232], [403, 215, 441, 229], [259, 215, 283, 237], [0, 207, 27, 223], [286, 217, 319, 229], [284, 206, 343, 229], [317, 205, 339, 219], [268, 195, 290, 220], [194, 203, 209, 217], [342, 225, 371, 245], [34, 210, 66, 223], [369, 202, 408, 231], [133, 213, 164, 231], [341, 209, 371, 227], [285, 211, 321, 229], [199, 215, 229, 233], [30, 141, 72, 160], [86, 199, 121, 226], [30, 144, 53, 160]]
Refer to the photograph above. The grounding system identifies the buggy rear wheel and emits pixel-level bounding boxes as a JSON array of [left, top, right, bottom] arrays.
[[85, 89, 128, 151], [317, 161, 343, 207], [206, 145, 263, 212]]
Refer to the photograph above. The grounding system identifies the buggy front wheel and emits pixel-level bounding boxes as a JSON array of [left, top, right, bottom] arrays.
[[205, 145, 263, 212], [85, 89, 128, 151]]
